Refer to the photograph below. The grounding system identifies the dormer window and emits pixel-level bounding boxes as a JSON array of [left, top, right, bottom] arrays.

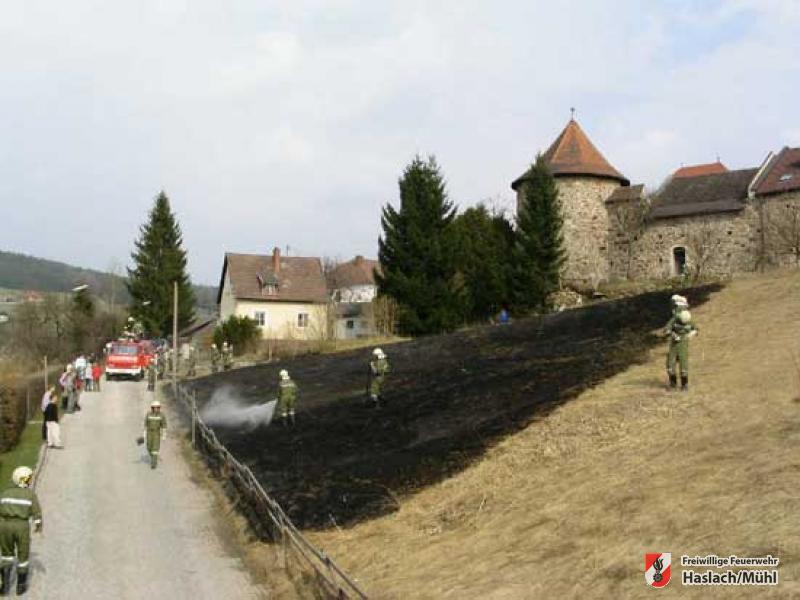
[[258, 273, 279, 296]]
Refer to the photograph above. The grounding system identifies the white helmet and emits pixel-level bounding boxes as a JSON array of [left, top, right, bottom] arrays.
[[222, 342, 228, 348], [279, 369, 289, 380], [150, 400, 161, 409], [373, 348, 385, 358], [677, 310, 692, 324], [211, 343, 217, 349], [12, 466, 33, 488], [671, 294, 688, 307]]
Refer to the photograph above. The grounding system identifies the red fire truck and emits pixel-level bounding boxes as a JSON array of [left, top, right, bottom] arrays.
[[105, 341, 148, 380]]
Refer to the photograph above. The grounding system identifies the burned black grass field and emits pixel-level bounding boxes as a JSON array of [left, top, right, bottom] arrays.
[[186, 285, 720, 530]]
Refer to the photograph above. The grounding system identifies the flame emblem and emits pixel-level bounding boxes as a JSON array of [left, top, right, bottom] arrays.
[[652, 557, 664, 582]]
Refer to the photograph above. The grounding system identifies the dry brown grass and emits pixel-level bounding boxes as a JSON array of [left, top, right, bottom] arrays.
[[306, 269, 800, 599]]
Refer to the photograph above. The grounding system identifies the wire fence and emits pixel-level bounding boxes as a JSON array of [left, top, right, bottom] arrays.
[[175, 384, 368, 600]]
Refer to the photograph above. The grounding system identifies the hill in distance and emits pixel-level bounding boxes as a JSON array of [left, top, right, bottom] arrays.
[[0, 249, 218, 311]]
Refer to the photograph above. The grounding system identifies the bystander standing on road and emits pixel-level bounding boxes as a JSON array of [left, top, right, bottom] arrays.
[[74, 355, 87, 382], [83, 358, 93, 392], [40, 385, 56, 441], [59, 365, 76, 413], [44, 393, 63, 449], [92, 362, 102, 392]]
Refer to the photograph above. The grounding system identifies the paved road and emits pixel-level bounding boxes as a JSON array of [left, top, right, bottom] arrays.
[[28, 379, 266, 599]]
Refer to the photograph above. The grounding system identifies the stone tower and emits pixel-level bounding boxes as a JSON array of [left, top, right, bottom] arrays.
[[512, 118, 629, 287]]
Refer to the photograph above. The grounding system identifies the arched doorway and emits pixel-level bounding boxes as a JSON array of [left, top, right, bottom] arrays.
[[672, 246, 687, 276]]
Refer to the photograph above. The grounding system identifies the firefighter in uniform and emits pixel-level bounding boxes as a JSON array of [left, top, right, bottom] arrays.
[[210, 344, 220, 373], [222, 342, 234, 371], [147, 361, 157, 392], [165, 348, 173, 376], [0, 466, 42, 596], [186, 346, 197, 377], [156, 352, 166, 380], [665, 308, 698, 391], [143, 400, 168, 469], [368, 348, 390, 407], [276, 369, 298, 427]]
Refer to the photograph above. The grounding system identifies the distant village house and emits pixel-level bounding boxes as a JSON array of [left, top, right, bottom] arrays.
[[217, 248, 383, 341], [217, 247, 328, 340], [328, 255, 381, 339]]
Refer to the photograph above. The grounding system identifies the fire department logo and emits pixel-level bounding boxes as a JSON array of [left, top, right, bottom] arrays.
[[645, 553, 671, 588]]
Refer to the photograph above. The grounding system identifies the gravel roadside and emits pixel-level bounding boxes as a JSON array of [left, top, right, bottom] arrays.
[[27, 379, 267, 599]]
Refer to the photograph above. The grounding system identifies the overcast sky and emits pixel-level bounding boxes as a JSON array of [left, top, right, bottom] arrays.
[[1, 0, 798, 285]]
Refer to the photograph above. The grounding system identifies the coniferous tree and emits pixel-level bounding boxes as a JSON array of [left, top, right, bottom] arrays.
[[512, 155, 565, 311], [376, 156, 463, 335], [452, 205, 514, 322], [69, 287, 95, 353], [127, 192, 195, 336]]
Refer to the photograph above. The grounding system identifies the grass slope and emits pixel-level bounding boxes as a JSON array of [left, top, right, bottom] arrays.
[[189, 286, 720, 530], [307, 269, 800, 599], [0, 419, 43, 486]]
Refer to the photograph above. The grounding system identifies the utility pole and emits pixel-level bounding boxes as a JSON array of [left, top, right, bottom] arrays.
[[173, 280, 179, 384]]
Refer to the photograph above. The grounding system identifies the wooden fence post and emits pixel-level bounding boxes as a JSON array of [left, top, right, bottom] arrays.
[[191, 390, 197, 448]]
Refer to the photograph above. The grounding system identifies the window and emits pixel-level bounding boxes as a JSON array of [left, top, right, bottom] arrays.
[[346, 319, 355, 330], [297, 313, 309, 328], [265, 284, 278, 296], [254, 311, 266, 327]]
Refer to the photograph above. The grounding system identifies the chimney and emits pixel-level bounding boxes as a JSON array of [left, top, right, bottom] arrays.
[[354, 255, 364, 265], [272, 247, 281, 274]]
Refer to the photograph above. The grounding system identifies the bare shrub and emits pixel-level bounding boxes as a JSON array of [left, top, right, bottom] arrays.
[[685, 219, 723, 281], [372, 296, 398, 337], [766, 202, 800, 266]]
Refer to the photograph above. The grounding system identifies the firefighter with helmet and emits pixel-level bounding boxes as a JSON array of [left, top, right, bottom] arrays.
[[0, 466, 42, 595], [222, 342, 234, 371], [143, 400, 168, 469], [368, 348, 390, 407], [210, 344, 220, 373], [664, 306, 698, 391], [276, 369, 298, 427]]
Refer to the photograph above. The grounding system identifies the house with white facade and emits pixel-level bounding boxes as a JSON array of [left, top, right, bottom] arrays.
[[217, 247, 328, 340], [328, 255, 380, 339]]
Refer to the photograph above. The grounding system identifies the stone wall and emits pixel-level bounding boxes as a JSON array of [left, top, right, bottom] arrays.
[[761, 190, 800, 267], [611, 208, 759, 280]]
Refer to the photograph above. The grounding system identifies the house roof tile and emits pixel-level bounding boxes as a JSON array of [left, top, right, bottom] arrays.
[[753, 147, 800, 196], [512, 119, 629, 189], [218, 252, 328, 304], [673, 162, 728, 179], [649, 168, 757, 220], [606, 183, 645, 204], [329, 256, 381, 289]]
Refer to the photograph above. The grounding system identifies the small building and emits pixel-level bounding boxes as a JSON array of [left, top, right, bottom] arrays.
[[217, 247, 329, 340], [328, 255, 380, 339]]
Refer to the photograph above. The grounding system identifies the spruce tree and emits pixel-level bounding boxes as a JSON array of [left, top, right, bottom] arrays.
[[512, 155, 565, 311], [452, 205, 514, 322], [376, 156, 463, 335], [127, 191, 195, 336]]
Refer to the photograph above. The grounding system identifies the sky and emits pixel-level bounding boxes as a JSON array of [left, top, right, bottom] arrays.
[[1, 0, 798, 285]]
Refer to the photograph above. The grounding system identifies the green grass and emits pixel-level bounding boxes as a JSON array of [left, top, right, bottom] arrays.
[[0, 418, 44, 486]]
